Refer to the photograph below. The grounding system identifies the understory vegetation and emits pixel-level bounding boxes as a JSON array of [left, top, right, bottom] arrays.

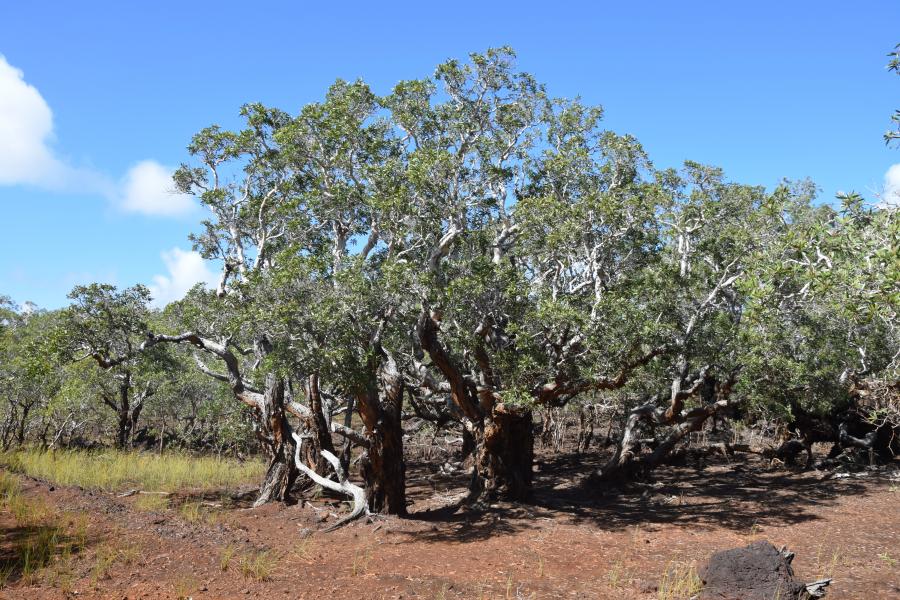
[[0, 45, 897, 538]]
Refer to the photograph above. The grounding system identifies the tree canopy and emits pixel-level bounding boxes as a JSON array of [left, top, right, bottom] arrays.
[[1, 47, 897, 517]]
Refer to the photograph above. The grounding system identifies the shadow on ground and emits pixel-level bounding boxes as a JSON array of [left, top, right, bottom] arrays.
[[0, 522, 89, 587], [396, 450, 885, 543]]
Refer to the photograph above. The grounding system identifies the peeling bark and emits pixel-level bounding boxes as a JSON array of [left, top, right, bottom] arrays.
[[254, 374, 299, 507], [417, 309, 533, 502], [298, 374, 336, 477], [473, 404, 534, 501], [356, 351, 407, 515]]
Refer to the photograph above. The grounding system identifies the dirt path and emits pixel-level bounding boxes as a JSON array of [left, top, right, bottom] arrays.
[[1, 455, 898, 599]]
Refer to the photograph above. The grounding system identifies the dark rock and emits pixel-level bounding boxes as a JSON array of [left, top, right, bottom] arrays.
[[699, 541, 828, 600]]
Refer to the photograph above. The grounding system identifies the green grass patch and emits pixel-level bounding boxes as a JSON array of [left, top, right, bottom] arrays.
[[0, 449, 263, 493]]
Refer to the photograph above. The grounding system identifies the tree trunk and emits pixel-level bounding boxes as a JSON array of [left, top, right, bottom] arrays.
[[1, 406, 15, 450], [639, 408, 714, 471], [92, 331, 301, 505], [597, 372, 734, 482], [459, 426, 476, 461], [417, 310, 535, 502], [15, 403, 31, 446], [254, 374, 299, 507], [358, 404, 406, 514], [256, 444, 297, 506], [116, 411, 130, 449], [339, 395, 355, 472], [355, 351, 407, 515], [576, 405, 595, 455], [115, 376, 131, 449], [471, 404, 534, 502], [596, 403, 657, 481], [539, 409, 554, 448], [299, 374, 335, 477]]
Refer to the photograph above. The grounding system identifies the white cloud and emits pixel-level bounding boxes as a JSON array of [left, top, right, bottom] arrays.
[[883, 163, 900, 207], [149, 248, 217, 307], [0, 55, 191, 216], [120, 160, 195, 217], [0, 54, 69, 187], [0, 55, 114, 196]]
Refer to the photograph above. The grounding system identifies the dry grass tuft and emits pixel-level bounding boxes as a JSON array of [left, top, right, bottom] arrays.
[[351, 546, 373, 576], [657, 560, 702, 600], [239, 550, 276, 581], [0, 472, 91, 588], [90, 539, 144, 586], [0, 449, 263, 493], [134, 493, 169, 512], [174, 575, 199, 599], [220, 544, 238, 572]]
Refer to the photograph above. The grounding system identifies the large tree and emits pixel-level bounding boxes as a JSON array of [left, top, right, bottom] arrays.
[[46, 46, 897, 515], [395, 50, 783, 497], [740, 191, 899, 463]]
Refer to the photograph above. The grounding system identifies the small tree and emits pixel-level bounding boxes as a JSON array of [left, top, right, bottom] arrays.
[[0, 301, 65, 448], [62, 284, 175, 449]]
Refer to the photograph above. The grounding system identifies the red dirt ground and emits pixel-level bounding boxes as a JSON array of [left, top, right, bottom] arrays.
[[1, 451, 898, 599]]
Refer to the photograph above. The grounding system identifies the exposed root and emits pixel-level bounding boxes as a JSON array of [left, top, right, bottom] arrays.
[[291, 432, 368, 532]]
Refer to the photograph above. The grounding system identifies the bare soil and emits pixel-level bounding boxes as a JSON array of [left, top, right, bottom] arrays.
[[1, 450, 898, 599]]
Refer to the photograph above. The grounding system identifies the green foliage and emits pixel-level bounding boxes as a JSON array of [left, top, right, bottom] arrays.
[[0, 303, 67, 448], [739, 189, 898, 417], [886, 43, 900, 146], [2, 45, 896, 470]]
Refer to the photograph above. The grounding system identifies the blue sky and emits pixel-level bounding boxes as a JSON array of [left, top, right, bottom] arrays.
[[1, 1, 898, 309]]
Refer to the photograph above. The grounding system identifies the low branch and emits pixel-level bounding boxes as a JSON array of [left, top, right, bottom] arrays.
[[286, 401, 312, 419], [417, 308, 483, 422], [88, 332, 264, 411], [330, 423, 369, 449], [536, 343, 669, 405], [596, 367, 739, 480]]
